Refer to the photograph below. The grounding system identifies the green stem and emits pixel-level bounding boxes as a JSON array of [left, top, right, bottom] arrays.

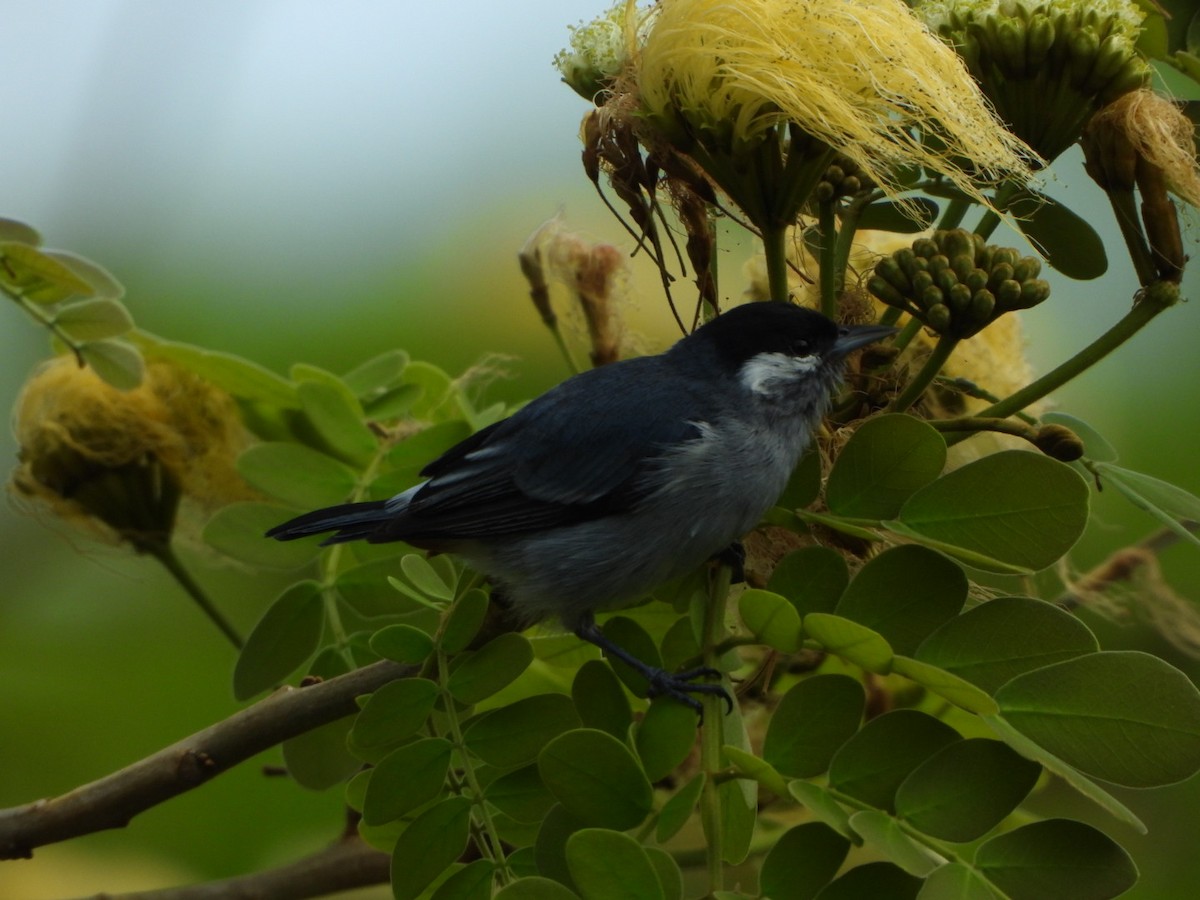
[[1105, 188, 1158, 287], [762, 224, 791, 303], [148, 543, 243, 650], [817, 200, 839, 319], [929, 416, 1038, 441], [889, 316, 924, 354], [948, 289, 1173, 440], [973, 181, 1023, 241], [548, 323, 580, 375], [889, 335, 959, 413], [438, 646, 511, 878], [699, 563, 734, 895], [876, 305, 903, 328], [937, 197, 972, 231]]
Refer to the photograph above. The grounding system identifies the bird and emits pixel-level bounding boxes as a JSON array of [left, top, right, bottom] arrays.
[[268, 301, 895, 713]]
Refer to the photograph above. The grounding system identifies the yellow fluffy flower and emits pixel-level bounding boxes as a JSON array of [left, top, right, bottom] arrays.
[[634, 0, 1036, 211]]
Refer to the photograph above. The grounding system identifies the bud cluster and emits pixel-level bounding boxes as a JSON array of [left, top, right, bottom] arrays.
[[867, 229, 1050, 339], [812, 154, 876, 204], [919, 0, 1148, 162]]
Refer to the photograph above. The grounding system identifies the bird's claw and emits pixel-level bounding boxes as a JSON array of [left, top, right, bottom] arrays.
[[646, 665, 734, 718]]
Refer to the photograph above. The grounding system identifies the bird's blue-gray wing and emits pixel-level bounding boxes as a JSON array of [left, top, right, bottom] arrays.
[[389, 360, 714, 540]]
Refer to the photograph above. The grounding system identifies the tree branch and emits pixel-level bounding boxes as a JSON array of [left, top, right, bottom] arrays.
[[0, 659, 414, 859], [70, 836, 390, 900]]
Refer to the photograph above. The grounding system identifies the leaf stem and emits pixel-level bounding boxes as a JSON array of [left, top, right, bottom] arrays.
[[762, 224, 791, 303], [937, 197, 972, 231], [889, 335, 959, 413], [147, 542, 243, 650], [699, 563, 734, 894], [946, 285, 1177, 444]]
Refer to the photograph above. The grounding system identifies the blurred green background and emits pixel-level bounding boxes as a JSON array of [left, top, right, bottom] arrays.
[[1, 2, 1198, 898]]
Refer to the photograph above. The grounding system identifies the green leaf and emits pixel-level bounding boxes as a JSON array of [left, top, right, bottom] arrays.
[[601, 616, 663, 697], [390, 796, 472, 900], [572, 659, 633, 739], [848, 811, 944, 877], [342, 349, 409, 397], [370, 624, 435, 664], [447, 633, 534, 704], [763, 675, 865, 778], [916, 597, 1099, 694], [232, 580, 324, 699], [366, 383, 425, 420], [236, 442, 359, 509], [635, 699, 698, 781], [815, 862, 923, 900], [80, 339, 144, 390], [826, 415, 946, 519], [534, 805, 586, 892], [787, 781, 855, 840], [644, 848, 683, 900], [439, 589, 490, 654], [53, 298, 133, 341], [401, 554, 457, 601], [362, 737, 452, 825], [856, 198, 939, 233], [403, 360, 457, 420], [984, 715, 1146, 833], [492, 883, 576, 900], [431, 860, 495, 900], [0, 217, 41, 245], [1007, 189, 1107, 280], [1095, 462, 1200, 550], [769, 547, 848, 616], [464, 694, 581, 769], [297, 379, 377, 466], [1039, 413, 1118, 463], [895, 451, 1089, 571], [486, 764, 557, 823], [42, 250, 124, 299], [880, 524, 1032, 575], [657, 773, 705, 843], [994, 651, 1200, 787], [539, 729, 653, 830], [760, 823, 851, 900], [133, 334, 297, 409], [917, 863, 1001, 900], [895, 739, 1040, 842], [777, 448, 823, 510], [829, 710, 962, 811], [204, 501, 321, 568], [349, 678, 439, 754], [803, 614, 894, 673], [566, 829, 665, 900], [835, 545, 966, 656], [495, 877, 581, 900], [738, 589, 802, 652], [890, 657, 999, 715], [337, 559, 433, 618], [281, 714, 359, 789], [0, 241, 95, 302], [722, 745, 789, 797], [975, 819, 1137, 900]]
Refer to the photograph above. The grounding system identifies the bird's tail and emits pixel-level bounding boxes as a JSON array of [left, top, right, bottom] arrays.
[[266, 500, 393, 545]]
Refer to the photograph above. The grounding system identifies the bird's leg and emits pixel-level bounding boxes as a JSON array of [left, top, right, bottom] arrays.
[[573, 618, 733, 717], [712, 541, 745, 584]]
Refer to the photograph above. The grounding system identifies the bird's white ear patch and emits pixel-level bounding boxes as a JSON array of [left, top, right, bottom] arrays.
[[739, 352, 821, 395]]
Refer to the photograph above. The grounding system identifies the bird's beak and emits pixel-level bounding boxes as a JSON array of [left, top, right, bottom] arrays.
[[832, 323, 898, 357]]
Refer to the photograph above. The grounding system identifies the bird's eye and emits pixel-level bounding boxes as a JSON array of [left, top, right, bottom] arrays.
[[790, 339, 811, 355]]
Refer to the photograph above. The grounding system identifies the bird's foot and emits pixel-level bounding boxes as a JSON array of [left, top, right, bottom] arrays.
[[645, 665, 734, 717]]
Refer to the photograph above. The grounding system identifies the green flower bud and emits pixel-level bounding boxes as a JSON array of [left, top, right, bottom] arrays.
[[947, 282, 973, 312], [877, 257, 912, 293], [995, 278, 1023, 308], [927, 303, 953, 332], [867, 274, 910, 310], [935, 267, 959, 296], [1012, 256, 1042, 282], [966, 268, 990, 293], [921, 284, 946, 309], [1016, 278, 1052, 309], [968, 288, 996, 326], [912, 238, 939, 259], [912, 270, 935, 296], [988, 262, 1015, 291]]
